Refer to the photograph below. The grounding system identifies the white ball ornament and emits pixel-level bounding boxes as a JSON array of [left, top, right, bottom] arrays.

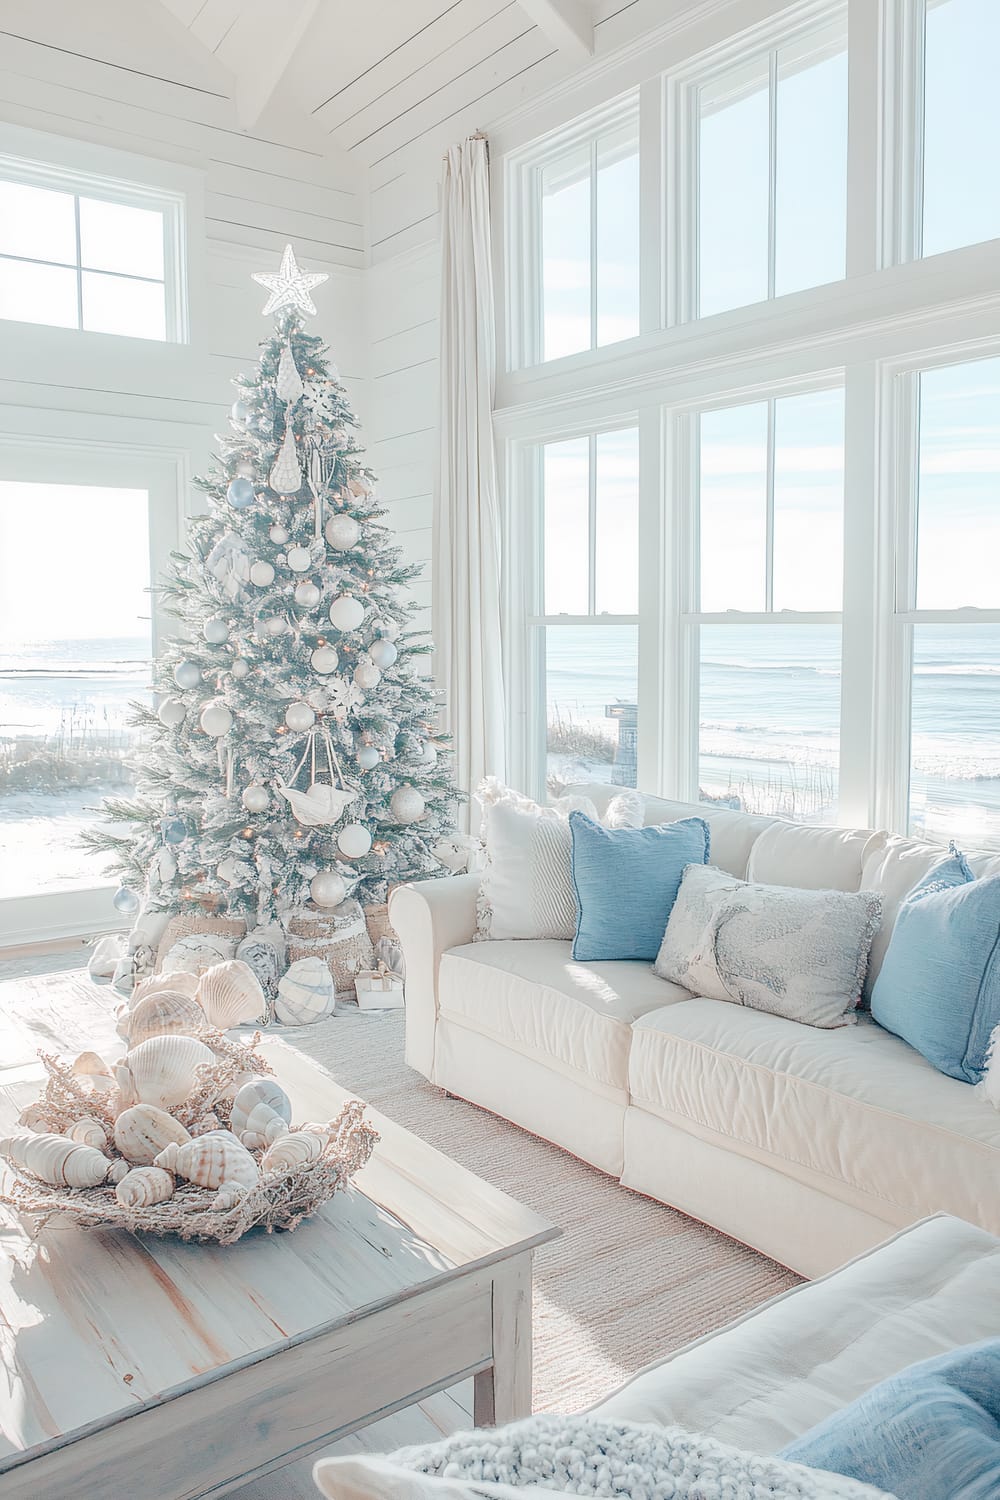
[[418, 739, 438, 766], [356, 744, 381, 771], [203, 616, 229, 644], [157, 696, 186, 727], [354, 657, 382, 691], [324, 514, 361, 551], [294, 580, 321, 608], [250, 560, 275, 587], [285, 701, 316, 732], [173, 660, 201, 689], [369, 638, 398, 670], [329, 594, 365, 632], [310, 645, 339, 674], [391, 786, 426, 824], [286, 545, 312, 573], [261, 615, 287, 637], [269, 523, 290, 545], [310, 870, 346, 908], [200, 700, 233, 737], [242, 784, 270, 814], [337, 823, 372, 859], [230, 658, 250, 680]]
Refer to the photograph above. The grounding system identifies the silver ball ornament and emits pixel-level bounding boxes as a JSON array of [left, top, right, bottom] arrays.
[[329, 594, 365, 632], [369, 638, 398, 670], [353, 657, 382, 691], [337, 823, 372, 859], [203, 616, 229, 644], [250, 560, 275, 587], [261, 616, 287, 637], [157, 696, 186, 727], [173, 660, 201, 689], [285, 701, 316, 732], [230, 658, 250, 679], [390, 786, 426, 824], [112, 885, 140, 915], [294, 580, 321, 608], [200, 700, 234, 737], [310, 870, 346, 908], [269, 523, 290, 544], [242, 784, 269, 814], [356, 744, 380, 771], [286, 545, 312, 573], [324, 514, 361, 551], [311, 645, 339, 674]]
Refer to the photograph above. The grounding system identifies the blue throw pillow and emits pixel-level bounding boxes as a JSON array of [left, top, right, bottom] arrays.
[[870, 848, 1000, 1082], [569, 812, 710, 962], [779, 1340, 1000, 1500]]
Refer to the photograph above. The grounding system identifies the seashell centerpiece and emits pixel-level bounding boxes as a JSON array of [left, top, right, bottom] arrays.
[[0, 1032, 378, 1245]]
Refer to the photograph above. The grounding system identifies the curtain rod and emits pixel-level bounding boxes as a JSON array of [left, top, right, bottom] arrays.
[[442, 131, 489, 162]]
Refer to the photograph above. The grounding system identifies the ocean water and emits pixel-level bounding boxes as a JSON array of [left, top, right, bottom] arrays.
[[0, 636, 151, 736]]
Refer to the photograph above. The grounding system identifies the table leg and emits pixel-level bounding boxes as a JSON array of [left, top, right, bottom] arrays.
[[473, 1254, 533, 1428]]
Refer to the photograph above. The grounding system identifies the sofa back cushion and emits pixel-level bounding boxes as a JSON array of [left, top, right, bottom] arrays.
[[746, 822, 885, 893], [567, 786, 773, 879]]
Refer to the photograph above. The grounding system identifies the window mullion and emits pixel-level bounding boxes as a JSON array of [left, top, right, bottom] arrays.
[[72, 194, 83, 332], [764, 398, 776, 612], [767, 48, 778, 302], [588, 432, 598, 614], [589, 137, 599, 351]]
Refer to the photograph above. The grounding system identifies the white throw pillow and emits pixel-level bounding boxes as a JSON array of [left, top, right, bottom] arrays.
[[654, 864, 882, 1028], [474, 780, 645, 941], [319, 1415, 894, 1499]]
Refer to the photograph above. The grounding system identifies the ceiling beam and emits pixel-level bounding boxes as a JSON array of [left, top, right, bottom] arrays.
[[214, 0, 323, 131], [516, 0, 594, 62]]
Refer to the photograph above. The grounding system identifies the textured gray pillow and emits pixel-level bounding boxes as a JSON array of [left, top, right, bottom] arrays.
[[387, 1414, 895, 1499], [654, 864, 882, 1028]]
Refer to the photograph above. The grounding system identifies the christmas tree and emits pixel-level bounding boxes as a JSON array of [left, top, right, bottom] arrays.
[[87, 245, 458, 933]]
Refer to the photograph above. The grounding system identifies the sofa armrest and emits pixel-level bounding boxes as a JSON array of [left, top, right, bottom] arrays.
[[388, 874, 481, 1080]]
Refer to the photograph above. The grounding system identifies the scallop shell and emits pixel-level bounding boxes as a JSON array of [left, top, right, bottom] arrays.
[[260, 1130, 323, 1173], [67, 1117, 109, 1151], [196, 959, 266, 1030], [72, 1051, 117, 1093], [114, 1104, 192, 1165], [0, 1132, 112, 1188], [115, 1035, 215, 1110], [230, 1079, 292, 1146], [275, 957, 336, 1026], [154, 1131, 259, 1192], [119, 989, 207, 1046], [115, 1165, 175, 1209], [131, 970, 200, 1008]]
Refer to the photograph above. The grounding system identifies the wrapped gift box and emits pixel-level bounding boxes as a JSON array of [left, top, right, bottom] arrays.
[[355, 964, 404, 1010]]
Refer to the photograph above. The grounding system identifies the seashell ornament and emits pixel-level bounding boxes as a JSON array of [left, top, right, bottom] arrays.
[[260, 1130, 323, 1173], [67, 1117, 109, 1151], [116, 1165, 175, 1209], [275, 780, 357, 827], [154, 1131, 259, 1196], [231, 1078, 292, 1149], [0, 1132, 116, 1189], [131, 970, 200, 1008], [196, 960, 267, 1030], [275, 957, 336, 1026], [118, 989, 207, 1046], [115, 1035, 215, 1111], [114, 1104, 192, 1165]]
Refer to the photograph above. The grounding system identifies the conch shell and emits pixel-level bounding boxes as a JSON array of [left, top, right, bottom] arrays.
[[275, 780, 357, 827], [230, 1078, 292, 1149], [196, 960, 266, 1031], [67, 1117, 109, 1151], [114, 1104, 191, 1165], [115, 1035, 215, 1110], [154, 1131, 259, 1193], [116, 1165, 174, 1209], [131, 970, 200, 1007], [118, 989, 206, 1046], [260, 1130, 323, 1173], [0, 1132, 116, 1188]]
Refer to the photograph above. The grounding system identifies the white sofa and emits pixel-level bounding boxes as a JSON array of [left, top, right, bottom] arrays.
[[390, 787, 1000, 1277]]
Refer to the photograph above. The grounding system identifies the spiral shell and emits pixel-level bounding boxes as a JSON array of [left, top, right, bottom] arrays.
[[260, 1130, 323, 1173], [131, 970, 200, 1007], [0, 1132, 113, 1188], [114, 1104, 191, 1165], [115, 1165, 175, 1209], [230, 1079, 292, 1149], [196, 960, 266, 1030], [154, 1131, 259, 1192], [67, 1117, 109, 1151], [115, 1035, 215, 1110], [119, 989, 207, 1047]]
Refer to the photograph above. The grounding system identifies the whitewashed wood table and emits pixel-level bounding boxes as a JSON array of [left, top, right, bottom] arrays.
[[0, 991, 557, 1500]]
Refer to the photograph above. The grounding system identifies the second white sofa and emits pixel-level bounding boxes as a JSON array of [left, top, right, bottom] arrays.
[[390, 787, 1000, 1276]]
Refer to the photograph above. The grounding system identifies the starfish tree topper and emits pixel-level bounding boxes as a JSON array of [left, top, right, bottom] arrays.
[[252, 243, 329, 317]]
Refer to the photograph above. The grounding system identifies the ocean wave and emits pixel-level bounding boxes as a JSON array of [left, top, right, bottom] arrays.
[[701, 659, 841, 676]]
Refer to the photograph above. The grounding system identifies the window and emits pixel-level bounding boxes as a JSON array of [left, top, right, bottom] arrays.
[[0, 481, 152, 902], [921, 0, 1000, 258], [510, 101, 640, 366], [0, 163, 183, 340], [529, 428, 640, 793], [900, 357, 1000, 847], [696, 14, 848, 316], [693, 388, 845, 821]]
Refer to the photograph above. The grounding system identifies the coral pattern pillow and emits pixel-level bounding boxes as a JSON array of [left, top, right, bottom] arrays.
[[655, 864, 881, 1028]]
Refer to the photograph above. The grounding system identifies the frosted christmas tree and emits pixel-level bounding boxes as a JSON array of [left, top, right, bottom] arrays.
[[87, 245, 457, 946]]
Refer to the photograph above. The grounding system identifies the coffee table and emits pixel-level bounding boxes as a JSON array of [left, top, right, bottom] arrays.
[[0, 1023, 557, 1500]]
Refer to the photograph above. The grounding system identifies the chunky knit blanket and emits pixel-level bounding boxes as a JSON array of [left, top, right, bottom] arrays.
[[392, 1415, 897, 1500]]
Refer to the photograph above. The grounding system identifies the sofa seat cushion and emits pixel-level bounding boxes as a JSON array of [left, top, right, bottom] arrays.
[[591, 1214, 1000, 1453], [628, 999, 1000, 1231], [438, 942, 689, 1098]]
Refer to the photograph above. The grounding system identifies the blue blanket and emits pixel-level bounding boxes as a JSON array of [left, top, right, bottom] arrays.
[[779, 1341, 1000, 1499]]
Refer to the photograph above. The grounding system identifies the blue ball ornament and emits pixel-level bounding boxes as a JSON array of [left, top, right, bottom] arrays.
[[112, 885, 140, 915], [231, 399, 249, 426], [161, 816, 188, 845], [227, 477, 255, 509]]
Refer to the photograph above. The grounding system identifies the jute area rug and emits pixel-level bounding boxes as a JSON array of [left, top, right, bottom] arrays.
[[287, 1003, 799, 1414]]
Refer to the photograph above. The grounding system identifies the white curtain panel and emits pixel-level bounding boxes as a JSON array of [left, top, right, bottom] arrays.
[[435, 135, 506, 824]]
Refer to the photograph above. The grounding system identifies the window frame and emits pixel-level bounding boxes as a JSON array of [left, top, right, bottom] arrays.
[[0, 148, 188, 343]]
